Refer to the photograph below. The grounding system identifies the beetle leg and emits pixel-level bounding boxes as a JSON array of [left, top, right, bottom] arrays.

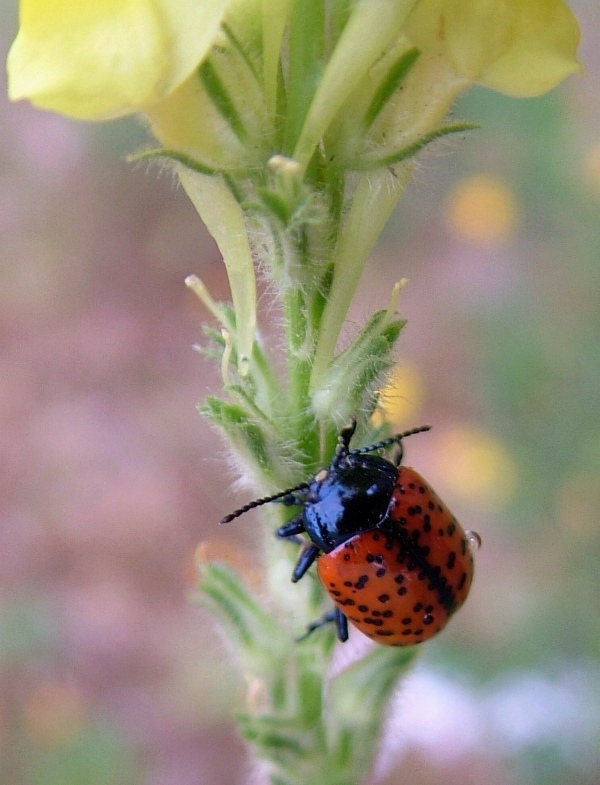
[[275, 515, 306, 546], [276, 514, 305, 540], [296, 607, 349, 643], [296, 610, 336, 642], [277, 516, 318, 581], [291, 544, 320, 582], [334, 606, 349, 642]]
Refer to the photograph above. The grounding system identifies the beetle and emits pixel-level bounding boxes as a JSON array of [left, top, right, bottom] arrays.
[[221, 418, 476, 645]]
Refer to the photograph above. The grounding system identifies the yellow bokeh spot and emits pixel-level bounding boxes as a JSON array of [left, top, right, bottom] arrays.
[[434, 426, 518, 509], [445, 175, 519, 248], [23, 680, 87, 748], [372, 365, 425, 430]]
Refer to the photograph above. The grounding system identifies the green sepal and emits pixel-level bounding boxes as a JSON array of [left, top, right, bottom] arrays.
[[312, 311, 405, 421], [200, 396, 302, 490], [198, 58, 249, 144], [201, 396, 272, 474], [255, 187, 293, 225], [127, 147, 217, 176], [326, 645, 418, 777], [354, 122, 480, 170], [195, 562, 289, 678], [364, 47, 420, 129], [221, 21, 261, 85], [237, 714, 311, 758]]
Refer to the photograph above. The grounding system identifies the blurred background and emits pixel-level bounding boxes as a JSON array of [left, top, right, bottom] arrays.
[[1, 2, 599, 784]]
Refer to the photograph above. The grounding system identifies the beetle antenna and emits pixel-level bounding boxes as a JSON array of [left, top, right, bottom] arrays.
[[220, 482, 311, 523], [348, 424, 431, 456]]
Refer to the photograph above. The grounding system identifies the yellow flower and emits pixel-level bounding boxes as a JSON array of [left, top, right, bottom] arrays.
[[7, 0, 231, 119], [406, 0, 581, 97]]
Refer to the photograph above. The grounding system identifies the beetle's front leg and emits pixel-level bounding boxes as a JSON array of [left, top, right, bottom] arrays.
[[276, 514, 320, 582]]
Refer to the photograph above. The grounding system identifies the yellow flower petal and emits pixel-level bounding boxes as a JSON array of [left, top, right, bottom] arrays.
[[7, 0, 230, 120], [407, 0, 581, 98]]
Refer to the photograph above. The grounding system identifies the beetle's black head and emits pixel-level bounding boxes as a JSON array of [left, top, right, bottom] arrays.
[[302, 452, 398, 553], [220, 420, 431, 535]]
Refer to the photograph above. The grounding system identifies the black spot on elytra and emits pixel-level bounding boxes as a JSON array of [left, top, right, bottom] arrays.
[[447, 552, 456, 569], [413, 602, 423, 612], [376, 568, 386, 577], [401, 617, 412, 625], [382, 610, 393, 618], [331, 590, 341, 597], [343, 553, 350, 561], [447, 522, 456, 536], [364, 617, 384, 627], [394, 574, 404, 584], [358, 605, 369, 613], [401, 629, 412, 636], [428, 501, 435, 510], [389, 516, 458, 611], [378, 594, 390, 603], [354, 574, 369, 590], [423, 614, 434, 625], [340, 598, 356, 606], [343, 580, 353, 587], [457, 572, 467, 591], [375, 630, 394, 637], [366, 554, 375, 563], [397, 587, 407, 596]]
